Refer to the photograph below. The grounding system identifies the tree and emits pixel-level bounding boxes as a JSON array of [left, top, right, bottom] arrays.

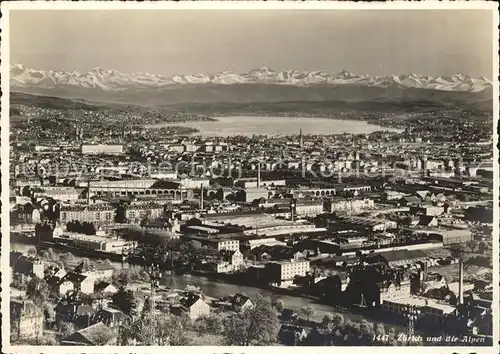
[[43, 302, 55, 323], [74, 220, 83, 233], [223, 295, 279, 346], [319, 312, 345, 345], [465, 240, 479, 253], [194, 316, 208, 333], [113, 270, 131, 288], [300, 305, 315, 321], [115, 202, 128, 223], [358, 319, 376, 344], [127, 313, 156, 345], [21, 186, 33, 197], [140, 217, 150, 228], [387, 327, 399, 346], [89, 222, 97, 235], [246, 252, 257, 262], [375, 323, 386, 336], [26, 277, 50, 305], [59, 252, 74, 265], [88, 324, 116, 345], [14, 333, 58, 345], [196, 314, 224, 335], [273, 299, 285, 313], [122, 312, 189, 345], [39, 250, 50, 260], [459, 194, 470, 202], [57, 321, 76, 340], [142, 297, 152, 315], [322, 313, 334, 326], [80, 222, 97, 235], [183, 240, 202, 251], [46, 247, 57, 262], [112, 268, 146, 288], [157, 314, 190, 346], [331, 313, 344, 328], [308, 316, 386, 346], [112, 288, 137, 317], [27, 248, 37, 257]]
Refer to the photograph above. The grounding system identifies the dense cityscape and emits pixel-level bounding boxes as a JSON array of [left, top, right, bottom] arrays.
[[9, 90, 494, 346]]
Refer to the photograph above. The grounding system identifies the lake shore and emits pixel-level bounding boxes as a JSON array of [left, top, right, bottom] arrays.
[[146, 115, 403, 137]]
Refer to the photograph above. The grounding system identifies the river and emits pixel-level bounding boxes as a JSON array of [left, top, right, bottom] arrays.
[[9, 242, 453, 337], [146, 116, 402, 137], [10, 241, 361, 322]]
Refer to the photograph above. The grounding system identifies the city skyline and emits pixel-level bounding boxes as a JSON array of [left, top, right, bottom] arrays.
[[10, 10, 495, 79]]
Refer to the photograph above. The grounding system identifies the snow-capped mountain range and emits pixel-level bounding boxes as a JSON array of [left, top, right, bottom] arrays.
[[10, 64, 492, 93]]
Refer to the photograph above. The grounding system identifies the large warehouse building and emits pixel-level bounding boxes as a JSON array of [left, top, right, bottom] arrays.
[[81, 144, 124, 156]]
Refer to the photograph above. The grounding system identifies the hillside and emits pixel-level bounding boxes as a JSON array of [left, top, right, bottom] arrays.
[[12, 84, 493, 110], [10, 64, 493, 109]]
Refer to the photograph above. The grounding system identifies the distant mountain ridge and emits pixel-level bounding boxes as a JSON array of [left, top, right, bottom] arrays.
[[11, 64, 492, 93]]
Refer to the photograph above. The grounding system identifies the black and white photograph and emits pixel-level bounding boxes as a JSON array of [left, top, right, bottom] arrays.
[[1, 2, 498, 350]]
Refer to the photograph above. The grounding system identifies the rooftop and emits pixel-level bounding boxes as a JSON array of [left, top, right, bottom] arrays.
[[384, 296, 456, 315], [368, 249, 427, 263]]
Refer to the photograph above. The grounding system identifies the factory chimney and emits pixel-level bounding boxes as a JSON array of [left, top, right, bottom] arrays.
[[87, 179, 91, 206], [200, 183, 204, 210], [290, 199, 296, 222], [257, 163, 261, 188], [458, 260, 464, 305]]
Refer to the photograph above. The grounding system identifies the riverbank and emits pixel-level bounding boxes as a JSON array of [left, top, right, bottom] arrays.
[[10, 232, 37, 246], [123, 275, 416, 336], [146, 125, 200, 136], [39, 241, 127, 262], [9, 241, 481, 343]]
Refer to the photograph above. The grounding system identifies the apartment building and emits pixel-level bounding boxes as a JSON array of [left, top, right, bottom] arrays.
[[265, 259, 311, 286], [60, 205, 115, 225]]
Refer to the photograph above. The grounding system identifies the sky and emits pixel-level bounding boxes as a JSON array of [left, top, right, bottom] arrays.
[[9, 10, 495, 78]]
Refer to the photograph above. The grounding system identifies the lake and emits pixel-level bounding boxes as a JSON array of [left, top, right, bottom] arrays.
[[147, 116, 401, 137]]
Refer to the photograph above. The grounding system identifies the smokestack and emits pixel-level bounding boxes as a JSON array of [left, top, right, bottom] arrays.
[[200, 183, 204, 210], [87, 179, 91, 206], [458, 260, 464, 305], [257, 163, 261, 188]]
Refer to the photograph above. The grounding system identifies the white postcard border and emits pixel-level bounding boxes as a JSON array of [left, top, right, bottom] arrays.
[[1, 1, 498, 353]]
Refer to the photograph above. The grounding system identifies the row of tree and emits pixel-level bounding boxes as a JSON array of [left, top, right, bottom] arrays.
[[66, 221, 97, 235], [112, 268, 151, 288], [109, 289, 280, 346], [304, 313, 407, 346], [105, 283, 425, 347]]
